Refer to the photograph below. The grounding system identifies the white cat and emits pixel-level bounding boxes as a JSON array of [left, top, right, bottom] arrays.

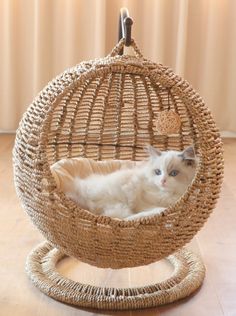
[[65, 146, 197, 220]]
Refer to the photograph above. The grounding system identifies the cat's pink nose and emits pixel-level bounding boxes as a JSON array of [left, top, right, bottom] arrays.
[[161, 178, 167, 186]]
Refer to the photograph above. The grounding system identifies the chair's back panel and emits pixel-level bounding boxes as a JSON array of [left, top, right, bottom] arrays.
[[46, 71, 194, 165]]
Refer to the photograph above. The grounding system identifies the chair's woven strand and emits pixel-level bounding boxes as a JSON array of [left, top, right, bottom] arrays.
[[108, 38, 144, 58]]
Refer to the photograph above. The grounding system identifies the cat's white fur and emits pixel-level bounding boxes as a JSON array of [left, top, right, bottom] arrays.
[[65, 146, 197, 220]]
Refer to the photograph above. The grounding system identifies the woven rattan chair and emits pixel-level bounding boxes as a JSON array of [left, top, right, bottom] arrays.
[[13, 13, 223, 309]]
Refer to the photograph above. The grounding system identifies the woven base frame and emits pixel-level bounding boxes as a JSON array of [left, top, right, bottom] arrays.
[[26, 242, 205, 310]]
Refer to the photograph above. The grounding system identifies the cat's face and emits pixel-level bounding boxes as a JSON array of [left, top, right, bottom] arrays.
[[145, 146, 197, 194]]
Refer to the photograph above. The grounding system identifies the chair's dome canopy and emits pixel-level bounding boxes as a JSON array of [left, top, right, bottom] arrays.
[[13, 40, 223, 269]]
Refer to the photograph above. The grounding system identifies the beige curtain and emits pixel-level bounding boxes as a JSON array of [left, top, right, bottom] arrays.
[[1, 0, 236, 132]]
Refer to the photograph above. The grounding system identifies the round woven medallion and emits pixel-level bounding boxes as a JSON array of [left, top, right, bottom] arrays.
[[154, 109, 182, 134]]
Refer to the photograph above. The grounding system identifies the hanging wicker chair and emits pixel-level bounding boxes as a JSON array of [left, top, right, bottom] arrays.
[[13, 36, 223, 309]]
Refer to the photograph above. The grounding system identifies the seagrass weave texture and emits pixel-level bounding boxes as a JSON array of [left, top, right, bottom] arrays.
[[25, 242, 205, 310], [13, 39, 224, 269]]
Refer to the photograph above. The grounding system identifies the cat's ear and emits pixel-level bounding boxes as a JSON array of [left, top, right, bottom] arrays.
[[145, 145, 162, 158], [181, 146, 195, 166], [182, 146, 195, 160]]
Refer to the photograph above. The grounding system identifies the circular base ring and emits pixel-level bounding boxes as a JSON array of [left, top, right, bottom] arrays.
[[26, 242, 205, 310]]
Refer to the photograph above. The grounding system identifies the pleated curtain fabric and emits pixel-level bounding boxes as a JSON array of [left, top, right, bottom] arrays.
[[0, 0, 236, 132]]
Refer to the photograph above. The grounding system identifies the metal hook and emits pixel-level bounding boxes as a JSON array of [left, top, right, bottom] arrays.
[[118, 8, 133, 55]]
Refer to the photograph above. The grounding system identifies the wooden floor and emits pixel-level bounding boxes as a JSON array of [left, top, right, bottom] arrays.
[[0, 134, 236, 316]]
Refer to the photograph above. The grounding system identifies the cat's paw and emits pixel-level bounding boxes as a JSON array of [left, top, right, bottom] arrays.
[[125, 207, 166, 221], [103, 204, 132, 220]]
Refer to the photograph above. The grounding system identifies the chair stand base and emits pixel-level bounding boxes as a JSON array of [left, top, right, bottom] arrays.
[[26, 242, 205, 310]]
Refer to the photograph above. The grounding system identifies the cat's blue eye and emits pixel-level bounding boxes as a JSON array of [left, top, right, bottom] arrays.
[[154, 169, 161, 176], [169, 170, 179, 177]]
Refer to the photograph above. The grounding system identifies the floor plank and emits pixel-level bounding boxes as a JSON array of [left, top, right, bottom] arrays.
[[0, 135, 235, 316]]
